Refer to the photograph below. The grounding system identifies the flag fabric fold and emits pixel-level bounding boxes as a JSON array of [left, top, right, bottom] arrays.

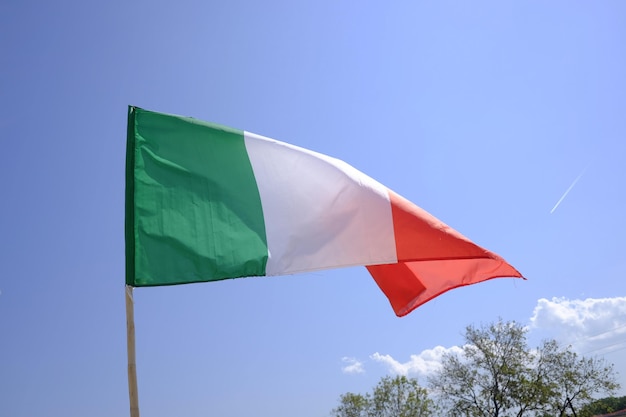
[[125, 106, 523, 316]]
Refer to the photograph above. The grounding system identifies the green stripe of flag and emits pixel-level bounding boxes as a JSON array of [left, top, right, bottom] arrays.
[[125, 106, 268, 286]]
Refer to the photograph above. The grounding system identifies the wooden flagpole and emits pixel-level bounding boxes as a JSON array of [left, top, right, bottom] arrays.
[[126, 285, 140, 417]]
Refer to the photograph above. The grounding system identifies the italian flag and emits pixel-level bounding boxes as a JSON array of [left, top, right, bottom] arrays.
[[126, 106, 522, 316]]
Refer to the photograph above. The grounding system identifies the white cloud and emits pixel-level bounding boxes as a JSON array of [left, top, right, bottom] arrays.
[[341, 356, 365, 374], [370, 345, 463, 378], [530, 296, 626, 354]]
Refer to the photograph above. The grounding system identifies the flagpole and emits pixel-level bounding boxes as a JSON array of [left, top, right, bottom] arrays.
[[126, 285, 140, 417]]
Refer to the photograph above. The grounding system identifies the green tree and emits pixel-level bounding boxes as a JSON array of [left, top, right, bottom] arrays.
[[428, 319, 621, 417], [429, 319, 536, 417], [370, 376, 435, 417], [544, 349, 620, 417], [579, 396, 626, 417], [332, 392, 369, 417], [332, 376, 437, 417]]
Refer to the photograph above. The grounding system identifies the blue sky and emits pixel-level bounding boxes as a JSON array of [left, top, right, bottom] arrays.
[[1, 1, 625, 416]]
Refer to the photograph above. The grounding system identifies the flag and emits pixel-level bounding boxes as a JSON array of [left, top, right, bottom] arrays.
[[125, 106, 523, 316]]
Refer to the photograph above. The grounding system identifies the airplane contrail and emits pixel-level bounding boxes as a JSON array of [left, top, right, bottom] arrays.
[[550, 166, 588, 214]]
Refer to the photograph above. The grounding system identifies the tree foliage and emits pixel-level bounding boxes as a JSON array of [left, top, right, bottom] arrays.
[[428, 319, 620, 417], [333, 392, 369, 417], [428, 319, 536, 417], [545, 347, 620, 416], [370, 375, 435, 417], [331, 376, 437, 417], [578, 395, 626, 417]]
